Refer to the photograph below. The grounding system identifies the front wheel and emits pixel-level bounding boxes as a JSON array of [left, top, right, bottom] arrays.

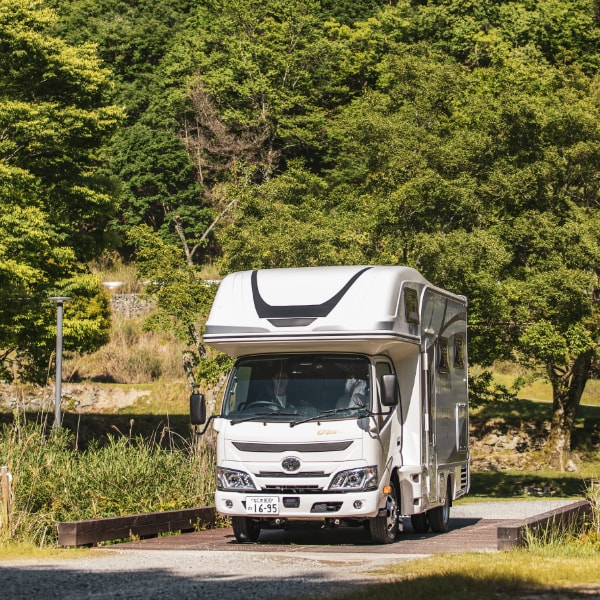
[[232, 516, 261, 543], [369, 481, 399, 544]]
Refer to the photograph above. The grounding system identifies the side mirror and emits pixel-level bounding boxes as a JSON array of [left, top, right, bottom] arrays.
[[190, 392, 207, 425], [381, 374, 399, 407]]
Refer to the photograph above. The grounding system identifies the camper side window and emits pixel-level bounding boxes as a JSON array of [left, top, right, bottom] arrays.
[[453, 334, 465, 369], [437, 337, 449, 373], [456, 402, 468, 452], [404, 288, 419, 323]]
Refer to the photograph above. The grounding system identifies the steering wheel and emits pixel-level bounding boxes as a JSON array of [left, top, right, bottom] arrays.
[[246, 400, 282, 411]]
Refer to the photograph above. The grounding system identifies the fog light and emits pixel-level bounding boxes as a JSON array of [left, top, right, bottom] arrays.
[[353, 500, 363, 509], [225, 500, 233, 508]]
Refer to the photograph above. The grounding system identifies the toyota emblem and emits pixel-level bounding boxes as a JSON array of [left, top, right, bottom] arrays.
[[282, 457, 301, 472]]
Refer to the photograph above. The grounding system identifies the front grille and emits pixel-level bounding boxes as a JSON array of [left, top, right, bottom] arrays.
[[233, 441, 353, 452], [257, 471, 328, 478], [262, 485, 323, 494]]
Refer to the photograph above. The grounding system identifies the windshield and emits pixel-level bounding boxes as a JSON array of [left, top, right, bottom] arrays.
[[222, 354, 370, 423]]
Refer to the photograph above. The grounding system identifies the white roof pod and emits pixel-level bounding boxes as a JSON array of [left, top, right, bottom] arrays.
[[204, 265, 466, 357]]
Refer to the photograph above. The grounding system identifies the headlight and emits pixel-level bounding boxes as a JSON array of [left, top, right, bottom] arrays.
[[328, 466, 378, 491], [216, 467, 257, 491]]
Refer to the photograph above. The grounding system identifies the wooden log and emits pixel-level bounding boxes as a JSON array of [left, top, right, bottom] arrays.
[[497, 499, 591, 550], [58, 506, 215, 547], [1, 466, 11, 536]]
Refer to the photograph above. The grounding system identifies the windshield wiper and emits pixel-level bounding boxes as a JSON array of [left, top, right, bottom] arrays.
[[289, 406, 367, 428], [230, 410, 299, 425]]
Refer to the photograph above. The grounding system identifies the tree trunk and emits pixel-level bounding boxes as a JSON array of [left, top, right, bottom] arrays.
[[545, 351, 592, 470], [182, 350, 199, 392]]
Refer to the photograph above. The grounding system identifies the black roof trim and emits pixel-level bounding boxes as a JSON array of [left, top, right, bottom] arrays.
[[251, 267, 372, 320]]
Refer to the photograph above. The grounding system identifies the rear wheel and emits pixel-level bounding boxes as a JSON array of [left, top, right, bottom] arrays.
[[369, 481, 399, 544], [428, 482, 451, 533], [410, 512, 430, 533], [232, 516, 261, 543]]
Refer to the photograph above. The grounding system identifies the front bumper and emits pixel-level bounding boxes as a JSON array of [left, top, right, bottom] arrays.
[[215, 489, 383, 520]]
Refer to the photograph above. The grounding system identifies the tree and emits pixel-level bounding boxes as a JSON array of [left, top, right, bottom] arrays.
[[150, 0, 363, 260], [127, 225, 232, 400], [49, 0, 197, 120], [0, 0, 122, 381], [324, 2, 600, 468], [109, 123, 213, 257], [52, 0, 218, 263], [216, 1, 600, 467]]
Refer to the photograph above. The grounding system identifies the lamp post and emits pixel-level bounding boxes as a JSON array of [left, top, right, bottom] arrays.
[[49, 297, 71, 429]]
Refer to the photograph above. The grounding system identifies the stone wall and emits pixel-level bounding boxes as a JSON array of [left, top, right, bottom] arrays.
[[110, 293, 155, 319], [0, 383, 150, 414]]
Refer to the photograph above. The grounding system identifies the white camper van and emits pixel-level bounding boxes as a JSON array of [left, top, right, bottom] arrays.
[[191, 265, 469, 544]]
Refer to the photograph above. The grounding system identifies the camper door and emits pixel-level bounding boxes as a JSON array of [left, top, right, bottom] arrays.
[[423, 343, 438, 504]]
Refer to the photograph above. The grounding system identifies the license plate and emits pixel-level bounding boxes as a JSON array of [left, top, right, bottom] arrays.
[[246, 496, 279, 515]]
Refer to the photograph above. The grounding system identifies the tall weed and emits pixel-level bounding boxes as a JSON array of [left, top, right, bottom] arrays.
[[0, 416, 215, 546], [522, 479, 600, 554]]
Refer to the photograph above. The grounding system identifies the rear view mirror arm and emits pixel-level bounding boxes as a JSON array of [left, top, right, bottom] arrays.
[[194, 414, 217, 436]]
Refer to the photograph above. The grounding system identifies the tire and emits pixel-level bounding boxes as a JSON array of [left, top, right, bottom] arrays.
[[232, 516, 261, 543], [369, 481, 400, 544], [410, 512, 430, 533], [428, 482, 451, 533]]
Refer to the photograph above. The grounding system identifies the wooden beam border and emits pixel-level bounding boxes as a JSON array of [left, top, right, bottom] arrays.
[[58, 506, 215, 547], [497, 499, 591, 550]]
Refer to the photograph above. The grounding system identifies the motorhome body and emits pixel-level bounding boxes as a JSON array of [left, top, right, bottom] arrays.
[[191, 265, 469, 544]]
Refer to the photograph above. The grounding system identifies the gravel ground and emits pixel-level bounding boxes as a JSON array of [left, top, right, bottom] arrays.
[[451, 498, 576, 519], [0, 500, 582, 600], [2, 548, 402, 600]]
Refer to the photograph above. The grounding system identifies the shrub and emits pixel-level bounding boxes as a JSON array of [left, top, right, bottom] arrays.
[[0, 417, 215, 545]]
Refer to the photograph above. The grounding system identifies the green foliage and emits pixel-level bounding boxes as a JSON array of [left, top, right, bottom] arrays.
[[127, 225, 223, 387], [128, 225, 215, 325], [468, 370, 521, 408], [109, 124, 209, 248], [219, 161, 377, 270], [0, 0, 123, 382], [5, 0, 600, 463], [0, 0, 124, 258], [0, 419, 215, 545], [50, 0, 197, 118], [321, 0, 389, 25]]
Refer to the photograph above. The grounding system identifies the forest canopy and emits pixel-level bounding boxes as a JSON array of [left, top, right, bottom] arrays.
[[2, 0, 600, 466]]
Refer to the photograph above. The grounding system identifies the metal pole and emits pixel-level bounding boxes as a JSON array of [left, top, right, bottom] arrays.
[[49, 297, 71, 429]]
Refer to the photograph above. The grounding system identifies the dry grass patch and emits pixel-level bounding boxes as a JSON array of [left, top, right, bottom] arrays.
[[329, 552, 600, 600]]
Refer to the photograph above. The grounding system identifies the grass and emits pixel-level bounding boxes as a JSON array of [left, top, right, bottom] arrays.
[[335, 483, 600, 600], [490, 365, 600, 407], [0, 417, 215, 546], [90, 253, 145, 294], [115, 380, 189, 415], [467, 470, 592, 500], [327, 551, 600, 600], [0, 541, 90, 562], [65, 318, 187, 384]]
